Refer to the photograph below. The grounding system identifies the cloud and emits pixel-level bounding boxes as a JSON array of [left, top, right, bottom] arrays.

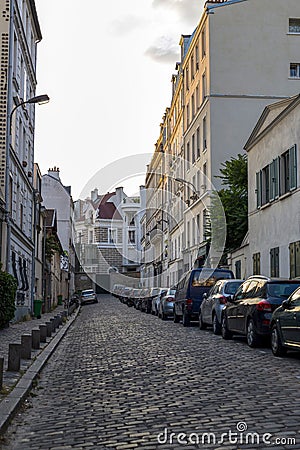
[[110, 15, 147, 35], [152, 0, 201, 25], [145, 36, 180, 64]]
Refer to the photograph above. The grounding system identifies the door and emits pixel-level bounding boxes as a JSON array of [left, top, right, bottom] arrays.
[[226, 281, 251, 332], [280, 289, 300, 344]]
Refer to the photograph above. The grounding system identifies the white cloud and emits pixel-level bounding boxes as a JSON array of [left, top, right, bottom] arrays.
[[152, 0, 202, 25], [145, 36, 180, 64]]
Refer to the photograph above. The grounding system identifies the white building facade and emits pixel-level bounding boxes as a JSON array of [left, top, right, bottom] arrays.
[[42, 168, 76, 302], [245, 95, 300, 279], [0, 0, 42, 319]]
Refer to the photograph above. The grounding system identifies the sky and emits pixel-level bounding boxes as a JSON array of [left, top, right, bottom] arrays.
[[34, 0, 204, 200]]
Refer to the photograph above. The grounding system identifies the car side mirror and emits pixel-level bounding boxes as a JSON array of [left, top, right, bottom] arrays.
[[281, 299, 290, 310], [203, 293, 207, 300]]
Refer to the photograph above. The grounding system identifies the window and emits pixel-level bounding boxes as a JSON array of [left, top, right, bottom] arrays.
[[196, 85, 199, 111], [186, 104, 190, 127], [203, 209, 208, 240], [290, 63, 300, 78], [270, 247, 279, 277], [289, 288, 300, 307], [203, 116, 207, 150], [128, 230, 135, 244], [185, 66, 189, 91], [192, 134, 195, 163], [289, 241, 300, 278], [235, 260, 241, 279], [203, 162, 207, 190], [186, 141, 190, 164], [191, 94, 195, 118], [202, 72, 206, 103], [253, 252, 261, 275], [195, 45, 199, 69], [89, 230, 93, 244], [196, 127, 200, 158], [289, 18, 300, 33], [281, 145, 297, 194], [201, 28, 206, 59], [256, 146, 297, 208], [108, 229, 116, 244], [191, 54, 194, 79]]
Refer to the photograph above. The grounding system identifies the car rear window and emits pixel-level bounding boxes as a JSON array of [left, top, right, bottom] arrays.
[[267, 282, 300, 298], [192, 269, 234, 287], [82, 290, 94, 295], [224, 281, 243, 295]]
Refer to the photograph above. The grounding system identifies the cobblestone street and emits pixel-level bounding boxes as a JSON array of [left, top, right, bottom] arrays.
[[1, 294, 300, 450]]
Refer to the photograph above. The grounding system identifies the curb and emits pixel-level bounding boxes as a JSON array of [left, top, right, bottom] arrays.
[[0, 307, 80, 434]]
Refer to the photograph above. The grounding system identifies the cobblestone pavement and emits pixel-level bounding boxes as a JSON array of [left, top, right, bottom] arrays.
[[1, 294, 300, 450]]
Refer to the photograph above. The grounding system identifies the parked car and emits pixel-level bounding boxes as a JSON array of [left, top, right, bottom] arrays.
[[80, 289, 98, 305], [174, 267, 235, 326], [119, 286, 133, 305], [141, 287, 162, 313], [270, 286, 300, 356], [221, 276, 300, 347], [158, 288, 176, 320], [111, 284, 124, 299], [135, 288, 149, 310], [151, 288, 168, 315], [199, 279, 244, 334]]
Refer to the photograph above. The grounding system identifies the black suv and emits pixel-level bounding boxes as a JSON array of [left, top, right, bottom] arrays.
[[221, 276, 300, 347]]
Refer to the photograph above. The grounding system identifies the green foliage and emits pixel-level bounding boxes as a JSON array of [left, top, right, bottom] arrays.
[[45, 235, 61, 260], [217, 153, 248, 252], [0, 266, 17, 328]]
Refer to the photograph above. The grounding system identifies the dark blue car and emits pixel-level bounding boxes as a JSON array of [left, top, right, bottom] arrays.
[[173, 267, 235, 326]]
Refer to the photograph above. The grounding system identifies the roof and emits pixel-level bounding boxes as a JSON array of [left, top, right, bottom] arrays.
[[29, 0, 42, 42], [97, 192, 122, 220], [244, 94, 300, 151]]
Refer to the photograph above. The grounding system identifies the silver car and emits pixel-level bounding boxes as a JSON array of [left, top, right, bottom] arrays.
[[80, 289, 98, 305], [199, 279, 243, 334], [158, 288, 176, 320], [151, 288, 167, 315]]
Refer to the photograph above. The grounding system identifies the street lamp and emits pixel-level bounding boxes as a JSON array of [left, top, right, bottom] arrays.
[[174, 177, 200, 202], [9, 94, 50, 134], [5, 94, 50, 273]]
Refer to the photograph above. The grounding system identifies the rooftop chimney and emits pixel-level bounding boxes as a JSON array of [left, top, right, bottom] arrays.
[[48, 167, 60, 181]]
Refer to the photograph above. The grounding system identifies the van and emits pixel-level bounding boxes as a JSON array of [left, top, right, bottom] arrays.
[[173, 267, 234, 326]]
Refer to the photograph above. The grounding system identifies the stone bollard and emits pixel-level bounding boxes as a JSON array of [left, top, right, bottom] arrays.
[[45, 321, 52, 337], [31, 329, 40, 350], [8, 343, 21, 372], [50, 317, 56, 332], [21, 334, 32, 360], [0, 357, 4, 389], [39, 324, 47, 343]]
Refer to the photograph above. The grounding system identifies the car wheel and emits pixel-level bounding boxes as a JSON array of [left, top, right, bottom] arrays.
[[198, 310, 207, 330], [94, 299, 98, 304], [161, 311, 166, 320], [271, 324, 287, 357], [246, 318, 260, 348], [221, 314, 232, 340], [182, 310, 190, 327], [212, 313, 221, 335], [173, 309, 180, 323]]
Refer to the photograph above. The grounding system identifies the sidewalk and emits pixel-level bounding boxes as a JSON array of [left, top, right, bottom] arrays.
[[0, 304, 80, 434]]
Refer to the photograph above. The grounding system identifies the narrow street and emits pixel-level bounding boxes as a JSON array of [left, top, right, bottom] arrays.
[[1, 295, 300, 450]]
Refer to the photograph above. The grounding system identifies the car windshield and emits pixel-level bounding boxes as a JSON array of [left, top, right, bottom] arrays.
[[267, 283, 300, 298], [169, 289, 176, 295], [224, 281, 243, 295], [82, 290, 94, 296], [192, 269, 233, 287]]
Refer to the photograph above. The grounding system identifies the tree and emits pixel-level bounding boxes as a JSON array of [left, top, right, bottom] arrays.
[[218, 153, 248, 252], [208, 154, 248, 259]]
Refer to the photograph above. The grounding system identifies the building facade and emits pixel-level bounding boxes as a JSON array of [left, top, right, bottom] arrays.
[[144, 0, 300, 288], [0, 0, 42, 320], [42, 168, 75, 302], [74, 186, 144, 293], [244, 95, 300, 279]]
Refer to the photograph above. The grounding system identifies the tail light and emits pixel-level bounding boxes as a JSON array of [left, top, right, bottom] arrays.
[[219, 296, 227, 305], [166, 297, 174, 302], [256, 300, 272, 312], [185, 298, 193, 306]]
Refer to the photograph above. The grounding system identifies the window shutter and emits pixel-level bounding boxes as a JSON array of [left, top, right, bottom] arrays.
[[290, 242, 295, 279], [274, 157, 280, 198], [289, 145, 297, 190], [256, 171, 262, 208], [269, 161, 275, 201]]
